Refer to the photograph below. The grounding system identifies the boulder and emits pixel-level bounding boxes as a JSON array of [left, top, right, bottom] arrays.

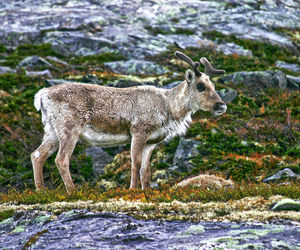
[[270, 199, 300, 211], [26, 69, 52, 78], [0, 66, 15, 74], [85, 147, 113, 176], [287, 75, 300, 89], [216, 42, 253, 58], [17, 56, 53, 70], [216, 88, 237, 104], [81, 74, 102, 85], [220, 70, 287, 89], [175, 174, 234, 189], [263, 168, 300, 183], [104, 60, 169, 76], [276, 60, 300, 73], [172, 138, 200, 173]]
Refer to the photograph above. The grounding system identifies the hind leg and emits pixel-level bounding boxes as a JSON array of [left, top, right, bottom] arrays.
[[31, 123, 58, 190], [55, 129, 80, 194]]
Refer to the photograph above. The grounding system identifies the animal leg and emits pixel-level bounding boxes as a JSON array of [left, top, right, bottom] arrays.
[[55, 130, 80, 193], [130, 133, 148, 189], [140, 144, 156, 189], [31, 123, 58, 190]]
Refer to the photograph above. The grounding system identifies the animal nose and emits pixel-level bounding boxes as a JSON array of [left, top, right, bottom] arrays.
[[213, 102, 227, 114]]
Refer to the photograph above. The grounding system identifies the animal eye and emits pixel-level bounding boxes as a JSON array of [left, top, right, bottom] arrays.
[[197, 83, 206, 92]]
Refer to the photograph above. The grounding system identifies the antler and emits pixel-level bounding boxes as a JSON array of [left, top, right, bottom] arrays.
[[200, 57, 225, 76], [174, 51, 202, 77]]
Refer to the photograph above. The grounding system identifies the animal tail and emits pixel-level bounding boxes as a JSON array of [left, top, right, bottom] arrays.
[[34, 88, 48, 111]]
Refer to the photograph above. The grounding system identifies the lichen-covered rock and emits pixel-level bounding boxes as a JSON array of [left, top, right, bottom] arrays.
[[0, 66, 15, 74], [85, 147, 113, 176], [263, 168, 300, 183], [276, 60, 300, 73], [25, 69, 53, 78], [17, 56, 53, 70], [216, 42, 253, 57], [270, 199, 300, 211], [104, 60, 169, 76], [172, 138, 201, 173], [216, 88, 237, 104], [175, 174, 234, 189], [220, 70, 288, 89], [0, 0, 299, 58], [287, 75, 300, 89]]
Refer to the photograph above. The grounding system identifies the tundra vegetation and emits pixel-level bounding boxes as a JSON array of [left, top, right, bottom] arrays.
[[0, 36, 299, 216]]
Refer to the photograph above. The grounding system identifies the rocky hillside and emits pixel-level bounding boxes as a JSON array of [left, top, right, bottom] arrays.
[[0, 0, 299, 191]]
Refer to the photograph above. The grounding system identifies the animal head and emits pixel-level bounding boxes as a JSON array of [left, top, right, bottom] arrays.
[[175, 51, 227, 116]]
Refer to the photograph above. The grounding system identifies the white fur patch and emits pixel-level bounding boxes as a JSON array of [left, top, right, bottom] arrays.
[[81, 126, 130, 147], [34, 151, 40, 158], [150, 112, 192, 142]]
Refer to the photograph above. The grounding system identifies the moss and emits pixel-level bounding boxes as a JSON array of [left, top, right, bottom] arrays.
[[0, 44, 7, 53], [0, 209, 15, 221]]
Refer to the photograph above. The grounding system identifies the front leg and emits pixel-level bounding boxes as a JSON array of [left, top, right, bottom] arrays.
[[140, 144, 156, 189], [130, 133, 148, 189]]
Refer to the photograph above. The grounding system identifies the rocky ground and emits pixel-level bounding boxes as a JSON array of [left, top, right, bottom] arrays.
[[0, 0, 300, 247]]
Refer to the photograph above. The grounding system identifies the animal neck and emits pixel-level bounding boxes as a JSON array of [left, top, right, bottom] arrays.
[[167, 81, 191, 120]]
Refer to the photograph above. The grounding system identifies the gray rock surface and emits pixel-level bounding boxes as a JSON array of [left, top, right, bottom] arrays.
[[270, 199, 300, 211], [85, 147, 113, 176], [216, 88, 237, 104], [1, 210, 299, 249], [25, 69, 53, 78], [172, 138, 200, 173], [263, 168, 300, 183], [276, 60, 300, 73], [220, 70, 288, 89], [104, 60, 169, 76], [17, 56, 53, 70], [287, 75, 300, 89], [0, 0, 298, 58], [0, 66, 15, 74], [216, 42, 253, 57]]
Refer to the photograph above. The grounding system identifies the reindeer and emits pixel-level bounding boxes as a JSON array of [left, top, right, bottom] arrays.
[[31, 51, 227, 193]]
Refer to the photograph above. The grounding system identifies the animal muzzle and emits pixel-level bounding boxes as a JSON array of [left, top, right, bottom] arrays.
[[213, 102, 227, 115]]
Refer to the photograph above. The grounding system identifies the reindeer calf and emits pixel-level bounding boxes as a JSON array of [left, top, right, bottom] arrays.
[[31, 51, 227, 193]]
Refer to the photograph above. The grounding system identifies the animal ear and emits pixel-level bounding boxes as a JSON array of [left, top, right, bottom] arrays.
[[185, 69, 195, 84]]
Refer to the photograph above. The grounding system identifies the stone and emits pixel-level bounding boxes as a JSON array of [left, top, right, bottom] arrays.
[[81, 74, 102, 85], [216, 88, 237, 104], [263, 168, 300, 183], [17, 56, 53, 70], [85, 147, 113, 176], [0, 66, 15, 74], [104, 60, 169, 76], [46, 56, 70, 67], [216, 42, 253, 57], [175, 174, 235, 189], [287, 75, 300, 89], [161, 81, 181, 89], [0, 0, 299, 58], [26, 69, 53, 78], [97, 179, 118, 190], [172, 138, 200, 173], [270, 199, 300, 211], [220, 70, 287, 89], [276, 60, 300, 73]]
